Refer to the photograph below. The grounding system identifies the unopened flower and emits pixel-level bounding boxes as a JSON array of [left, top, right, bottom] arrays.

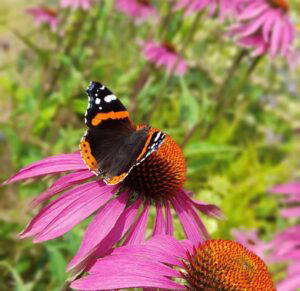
[[142, 41, 188, 76], [27, 7, 58, 32], [60, 0, 92, 10], [115, 0, 158, 23], [230, 0, 295, 58], [71, 235, 275, 290], [4, 82, 220, 273]]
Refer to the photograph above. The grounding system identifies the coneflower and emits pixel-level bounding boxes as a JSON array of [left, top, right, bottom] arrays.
[[4, 81, 221, 273]]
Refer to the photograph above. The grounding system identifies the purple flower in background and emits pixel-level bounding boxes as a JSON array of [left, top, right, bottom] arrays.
[[230, 0, 295, 58], [115, 0, 158, 23], [5, 152, 220, 272], [142, 41, 188, 76], [60, 0, 92, 10], [174, 0, 246, 19], [270, 182, 300, 290], [71, 235, 275, 290], [232, 229, 270, 260], [271, 182, 300, 218], [269, 225, 300, 291], [27, 7, 58, 32]]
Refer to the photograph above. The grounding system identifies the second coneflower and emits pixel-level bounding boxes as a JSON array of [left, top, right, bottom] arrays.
[[71, 234, 275, 290], [4, 81, 221, 272]]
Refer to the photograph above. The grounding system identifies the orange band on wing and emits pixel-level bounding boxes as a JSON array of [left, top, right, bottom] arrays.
[[105, 173, 128, 185], [136, 128, 156, 162], [91, 111, 129, 126], [79, 137, 98, 173]]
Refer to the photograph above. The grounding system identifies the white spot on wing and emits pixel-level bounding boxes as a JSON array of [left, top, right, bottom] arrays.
[[100, 85, 105, 90], [95, 98, 101, 105], [104, 94, 117, 103]]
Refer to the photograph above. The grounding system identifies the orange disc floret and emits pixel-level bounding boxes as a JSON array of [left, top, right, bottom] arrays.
[[268, 0, 289, 12], [183, 239, 275, 291], [125, 127, 186, 200]]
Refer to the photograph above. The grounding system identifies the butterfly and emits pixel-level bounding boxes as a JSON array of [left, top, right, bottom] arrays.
[[79, 81, 166, 185]]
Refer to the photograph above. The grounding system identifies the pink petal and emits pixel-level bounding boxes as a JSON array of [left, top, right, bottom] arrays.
[[30, 170, 94, 207], [171, 195, 205, 246], [164, 200, 174, 235], [69, 191, 129, 268], [280, 206, 300, 218], [181, 190, 222, 218], [123, 201, 150, 245], [20, 181, 110, 239], [33, 183, 116, 242], [277, 274, 300, 291], [89, 256, 178, 278], [238, 2, 268, 20], [271, 183, 300, 195], [5, 153, 85, 184], [152, 202, 165, 236], [67, 197, 142, 272], [270, 17, 282, 56], [71, 274, 182, 290], [147, 235, 188, 260], [105, 244, 181, 268]]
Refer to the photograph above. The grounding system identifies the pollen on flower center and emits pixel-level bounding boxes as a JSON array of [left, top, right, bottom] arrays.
[[268, 0, 289, 12], [124, 130, 186, 201], [182, 240, 275, 291]]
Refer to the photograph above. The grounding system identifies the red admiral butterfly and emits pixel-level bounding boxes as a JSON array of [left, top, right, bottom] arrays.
[[80, 81, 166, 185]]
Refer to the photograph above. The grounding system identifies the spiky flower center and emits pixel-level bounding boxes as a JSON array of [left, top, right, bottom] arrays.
[[41, 6, 57, 17], [163, 42, 177, 54], [183, 240, 275, 291], [268, 0, 289, 12], [124, 130, 186, 201], [137, 0, 151, 6]]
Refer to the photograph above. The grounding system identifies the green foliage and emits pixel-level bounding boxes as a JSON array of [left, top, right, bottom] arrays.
[[0, 0, 299, 289]]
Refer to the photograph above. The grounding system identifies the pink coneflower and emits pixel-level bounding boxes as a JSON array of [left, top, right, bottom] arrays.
[[230, 0, 295, 58], [71, 234, 275, 290], [27, 7, 59, 32], [60, 0, 92, 10], [232, 229, 270, 260], [271, 182, 300, 218], [115, 0, 158, 23], [174, 0, 246, 19], [269, 226, 300, 291], [4, 83, 220, 273], [142, 41, 188, 76], [270, 182, 300, 290]]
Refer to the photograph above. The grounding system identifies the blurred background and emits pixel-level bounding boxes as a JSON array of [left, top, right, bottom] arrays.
[[0, 0, 299, 290]]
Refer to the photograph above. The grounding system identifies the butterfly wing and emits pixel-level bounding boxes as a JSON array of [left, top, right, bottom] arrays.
[[80, 81, 150, 184]]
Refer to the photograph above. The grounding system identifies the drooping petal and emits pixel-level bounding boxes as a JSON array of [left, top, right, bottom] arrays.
[[30, 170, 94, 207], [152, 202, 165, 236], [171, 195, 205, 246], [68, 191, 129, 268], [164, 200, 174, 235], [181, 190, 223, 218], [123, 201, 150, 246], [5, 153, 85, 184]]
